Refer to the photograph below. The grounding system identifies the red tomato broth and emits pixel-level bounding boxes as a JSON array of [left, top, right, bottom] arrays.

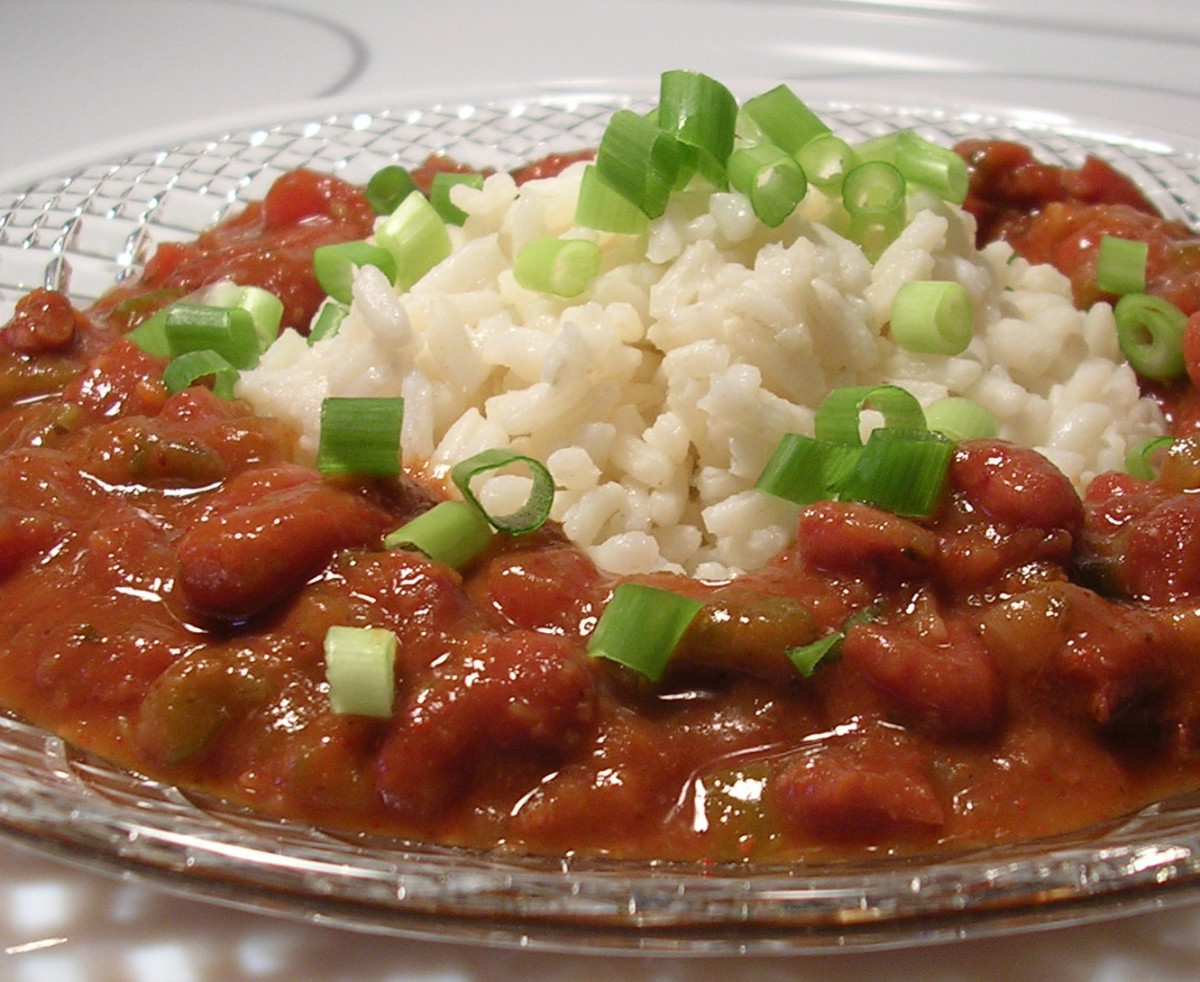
[[2, 152, 1200, 863]]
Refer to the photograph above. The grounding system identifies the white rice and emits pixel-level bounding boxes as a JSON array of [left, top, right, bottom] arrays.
[[238, 161, 1166, 579]]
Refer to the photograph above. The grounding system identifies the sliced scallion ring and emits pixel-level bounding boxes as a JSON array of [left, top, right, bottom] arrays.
[[450, 448, 555, 534], [383, 499, 495, 568], [323, 625, 397, 718], [315, 396, 404, 476], [727, 143, 808, 227], [375, 190, 453, 290], [161, 349, 240, 400], [365, 165, 419, 216], [657, 70, 738, 188], [740, 83, 830, 156], [837, 427, 955, 518], [1097, 235, 1149, 296], [575, 164, 651, 234], [924, 396, 998, 442], [786, 631, 843, 677], [1125, 434, 1175, 481], [308, 300, 349, 345], [1114, 293, 1188, 380], [797, 133, 858, 193], [313, 240, 399, 304], [586, 582, 704, 682], [814, 384, 926, 445], [513, 237, 602, 298], [429, 171, 485, 226], [754, 433, 861, 505], [164, 303, 261, 370], [594, 109, 684, 220], [890, 280, 974, 356]]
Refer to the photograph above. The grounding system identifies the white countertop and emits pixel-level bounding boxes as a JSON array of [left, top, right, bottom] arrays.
[[4, 1, 1200, 978]]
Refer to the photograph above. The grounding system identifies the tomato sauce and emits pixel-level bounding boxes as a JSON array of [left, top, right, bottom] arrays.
[[3, 152, 1200, 863]]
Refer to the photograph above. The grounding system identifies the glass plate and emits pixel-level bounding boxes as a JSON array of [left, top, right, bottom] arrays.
[[3, 87, 1200, 955]]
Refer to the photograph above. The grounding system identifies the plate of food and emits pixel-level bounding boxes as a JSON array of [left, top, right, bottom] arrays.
[[2, 71, 1200, 954]]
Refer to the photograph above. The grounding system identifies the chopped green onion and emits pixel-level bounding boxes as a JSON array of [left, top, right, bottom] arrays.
[[450, 448, 555, 534], [128, 282, 282, 359], [797, 133, 859, 193], [164, 304, 261, 370], [814, 384, 926, 445], [383, 499, 495, 568], [1097, 235, 1149, 296], [890, 280, 974, 356], [786, 631, 843, 677], [842, 160, 907, 259], [838, 427, 954, 517], [754, 432, 861, 505], [740, 84, 830, 156], [161, 349, 239, 400], [374, 190, 453, 290], [315, 396, 404, 476], [1114, 293, 1188, 381], [857, 131, 969, 206], [575, 164, 651, 234], [365, 165, 419, 216], [313, 240, 399, 304], [1125, 434, 1174, 481], [924, 396, 998, 442], [657, 70, 738, 187], [429, 171, 485, 225], [308, 300, 349, 344], [587, 582, 704, 682], [727, 143, 808, 227], [594, 109, 684, 219], [513, 237, 602, 298], [323, 625, 397, 717]]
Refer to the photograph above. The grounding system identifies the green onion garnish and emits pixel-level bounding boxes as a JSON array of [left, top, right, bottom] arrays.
[[383, 499, 495, 568], [814, 384, 926, 445], [657, 70, 739, 187], [740, 83, 830, 156], [786, 631, 843, 677], [315, 396, 404, 476], [513, 237, 603, 298], [164, 303, 261, 370], [323, 625, 397, 717], [130, 283, 282, 360], [837, 427, 955, 517], [374, 190, 453, 290], [857, 130, 969, 206], [1097, 235, 1149, 296], [594, 109, 685, 220], [450, 448, 555, 534], [365, 164, 419, 216], [308, 300, 349, 345], [924, 396, 998, 442], [429, 171, 485, 226], [890, 280, 974, 356], [313, 240, 399, 305], [1114, 293, 1188, 380], [161, 349, 240, 400], [797, 133, 859, 193], [574, 164, 651, 234], [754, 432, 861, 505], [1125, 434, 1174, 481], [727, 142, 808, 227], [587, 582, 704, 682], [842, 160, 907, 259]]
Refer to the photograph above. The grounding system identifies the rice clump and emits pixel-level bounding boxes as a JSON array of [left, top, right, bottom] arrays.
[[237, 160, 1166, 580]]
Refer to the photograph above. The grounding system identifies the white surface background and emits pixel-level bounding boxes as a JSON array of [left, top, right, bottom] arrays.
[[4, 0, 1200, 978]]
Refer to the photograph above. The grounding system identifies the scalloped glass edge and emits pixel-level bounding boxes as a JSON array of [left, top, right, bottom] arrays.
[[2, 88, 1200, 954]]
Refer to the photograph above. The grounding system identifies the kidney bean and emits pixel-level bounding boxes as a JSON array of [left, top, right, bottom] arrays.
[[797, 500, 938, 585], [175, 465, 392, 622]]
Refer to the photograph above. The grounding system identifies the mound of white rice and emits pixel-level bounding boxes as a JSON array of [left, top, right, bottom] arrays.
[[238, 160, 1166, 579]]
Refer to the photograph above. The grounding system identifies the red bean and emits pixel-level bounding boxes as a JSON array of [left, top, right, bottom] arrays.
[[841, 620, 1005, 739], [175, 465, 391, 622], [949, 440, 1083, 537], [374, 630, 596, 820], [797, 500, 938, 584]]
